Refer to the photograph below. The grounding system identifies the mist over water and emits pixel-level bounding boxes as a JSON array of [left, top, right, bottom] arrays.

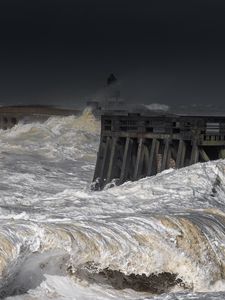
[[0, 109, 225, 299]]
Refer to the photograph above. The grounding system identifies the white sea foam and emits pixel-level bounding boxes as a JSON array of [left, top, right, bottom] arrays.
[[145, 103, 169, 112], [0, 110, 225, 299]]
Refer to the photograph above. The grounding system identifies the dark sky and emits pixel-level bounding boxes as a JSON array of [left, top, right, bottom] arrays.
[[0, 0, 225, 107]]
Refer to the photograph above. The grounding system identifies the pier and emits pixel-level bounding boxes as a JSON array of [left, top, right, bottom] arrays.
[[0, 105, 80, 130], [93, 111, 225, 189]]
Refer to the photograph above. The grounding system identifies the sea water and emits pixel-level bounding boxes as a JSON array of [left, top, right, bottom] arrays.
[[0, 109, 225, 299]]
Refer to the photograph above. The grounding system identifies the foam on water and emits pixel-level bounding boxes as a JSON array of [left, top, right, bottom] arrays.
[[0, 109, 225, 299]]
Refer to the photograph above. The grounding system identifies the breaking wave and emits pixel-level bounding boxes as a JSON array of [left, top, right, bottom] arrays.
[[0, 109, 225, 299]]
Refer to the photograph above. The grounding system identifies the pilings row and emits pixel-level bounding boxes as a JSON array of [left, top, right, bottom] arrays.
[[93, 136, 225, 189]]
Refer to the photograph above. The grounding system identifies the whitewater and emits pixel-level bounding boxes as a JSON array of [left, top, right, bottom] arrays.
[[0, 110, 225, 299]]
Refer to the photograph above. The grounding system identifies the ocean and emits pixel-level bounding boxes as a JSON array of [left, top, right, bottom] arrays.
[[0, 109, 225, 299]]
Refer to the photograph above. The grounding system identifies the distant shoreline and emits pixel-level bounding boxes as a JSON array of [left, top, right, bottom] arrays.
[[0, 105, 81, 130], [0, 105, 81, 116]]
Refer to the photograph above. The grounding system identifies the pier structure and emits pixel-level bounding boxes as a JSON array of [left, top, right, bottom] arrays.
[[93, 111, 225, 189], [0, 106, 80, 130]]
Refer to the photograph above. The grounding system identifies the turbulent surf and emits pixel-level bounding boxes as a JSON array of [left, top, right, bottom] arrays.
[[0, 109, 225, 299]]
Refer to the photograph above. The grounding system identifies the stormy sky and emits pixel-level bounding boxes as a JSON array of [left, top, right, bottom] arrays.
[[0, 0, 225, 108]]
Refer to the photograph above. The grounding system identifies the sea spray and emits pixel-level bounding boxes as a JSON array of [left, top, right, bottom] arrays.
[[0, 112, 225, 299]]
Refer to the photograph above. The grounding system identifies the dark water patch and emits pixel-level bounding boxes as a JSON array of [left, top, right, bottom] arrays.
[[97, 269, 183, 294], [70, 264, 186, 294]]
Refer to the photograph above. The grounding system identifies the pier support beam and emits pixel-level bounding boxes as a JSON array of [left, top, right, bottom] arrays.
[[190, 140, 199, 165], [219, 148, 225, 159], [134, 138, 143, 180], [176, 140, 186, 168], [93, 137, 103, 181], [199, 148, 210, 162], [120, 137, 131, 183], [161, 139, 170, 171], [100, 137, 111, 183], [142, 143, 150, 176], [106, 137, 118, 184], [147, 139, 160, 176]]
